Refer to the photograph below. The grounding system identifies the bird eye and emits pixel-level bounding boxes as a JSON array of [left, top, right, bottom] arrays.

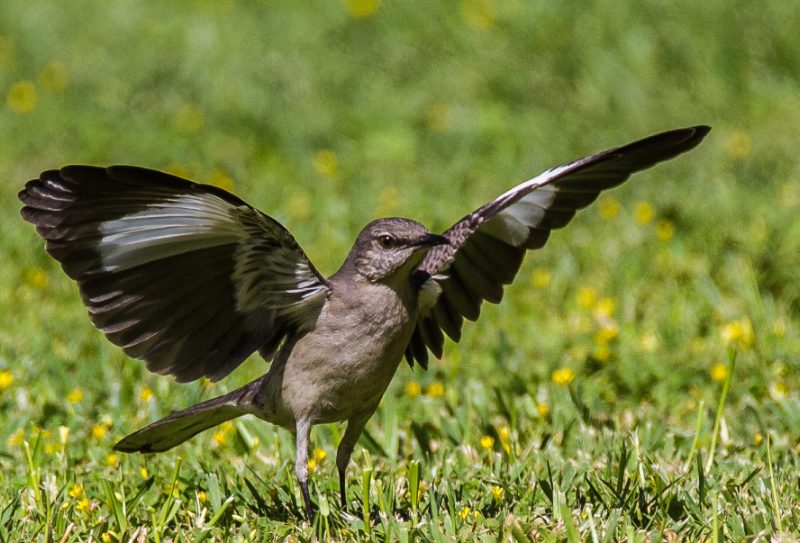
[[378, 234, 395, 249]]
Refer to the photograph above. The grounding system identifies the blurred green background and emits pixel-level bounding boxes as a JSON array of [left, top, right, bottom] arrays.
[[1, 1, 799, 540]]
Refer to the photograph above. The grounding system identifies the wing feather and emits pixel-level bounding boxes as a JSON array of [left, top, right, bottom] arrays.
[[406, 125, 711, 367], [432, 299, 463, 342], [19, 165, 329, 382]]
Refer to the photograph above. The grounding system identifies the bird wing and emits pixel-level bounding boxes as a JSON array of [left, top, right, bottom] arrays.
[[405, 125, 711, 368], [19, 166, 330, 382]]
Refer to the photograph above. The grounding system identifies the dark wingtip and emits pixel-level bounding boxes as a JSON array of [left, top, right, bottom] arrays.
[[685, 125, 712, 145], [112, 441, 132, 452], [112, 438, 153, 454], [18, 180, 35, 204], [668, 125, 711, 153]]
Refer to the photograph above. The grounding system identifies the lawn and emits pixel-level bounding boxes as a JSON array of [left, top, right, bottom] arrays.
[[1, 1, 799, 541]]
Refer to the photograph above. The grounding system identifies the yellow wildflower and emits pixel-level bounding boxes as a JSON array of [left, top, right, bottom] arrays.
[[66, 388, 84, 404], [106, 453, 119, 467], [497, 425, 509, 440], [312, 150, 337, 177], [598, 195, 621, 219], [68, 484, 84, 498], [655, 219, 675, 241], [577, 287, 597, 309], [213, 420, 235, 446], [212, 430, 228, 446], [594, 344, 611, 362], [458, 505, 471, 520], [725, 130, 751, 161], [39, 61, 69, 93], [531, 267, 551, 288], [491, 485, 504, 501], [0, 370, 13, 390], [139, 387, 154, 402], [721, 318, 754, 349], [404, 380, 422, 398], [91, 424, 107, 439], [307, 458, 316, 472], [754, 433, 763, 446], [286, 192, 311, 221], [426, 381, 445, 398], [769, 381, 788, 400], [594, 297, 616, 320], [639, 332, 658, 352], [479, 435, 495, 449], [101, 533, 112, 543], [197, 490, 208, 503], [313, 447, 327, 462], [24, 267, 49, 289], [710, 362, 729, 383], [76, 498, 91, 513], [164, 163, 191, 179], [343, 0, 380, 18], [497, 425, 510, 453], [536, 402, 550, 417], [634, 202, 654, 225], [551, 368, 575, 386], [594, 324, 619, 345], [208, 168, 234, 192], [174, 103, 205, 133], [140, 467, 149, 479], [7, 429, 24, 446], [460, 0, 495, 30], [6, 80, 37, 113]]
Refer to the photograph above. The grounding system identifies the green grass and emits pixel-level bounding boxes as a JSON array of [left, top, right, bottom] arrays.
[[2, 1, 800, 540]]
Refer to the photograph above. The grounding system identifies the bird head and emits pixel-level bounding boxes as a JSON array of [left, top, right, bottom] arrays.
[[345, 218, 448, 282]]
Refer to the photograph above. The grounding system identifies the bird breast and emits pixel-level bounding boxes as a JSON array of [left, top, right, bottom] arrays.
[[271, 279, 417, 424]]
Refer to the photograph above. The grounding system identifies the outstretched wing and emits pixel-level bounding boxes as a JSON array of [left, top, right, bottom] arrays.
[[19, 166, 329, 382], [405, 125, 711, 368]]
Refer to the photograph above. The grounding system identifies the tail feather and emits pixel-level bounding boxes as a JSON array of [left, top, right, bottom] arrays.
[[114, 379, 261, 453]]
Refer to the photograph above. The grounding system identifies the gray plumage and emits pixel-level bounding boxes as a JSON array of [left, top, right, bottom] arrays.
[[18, 125, 710, 518]]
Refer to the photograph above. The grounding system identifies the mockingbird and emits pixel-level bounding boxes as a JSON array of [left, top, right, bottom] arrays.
[[19, 125, 709, 518]]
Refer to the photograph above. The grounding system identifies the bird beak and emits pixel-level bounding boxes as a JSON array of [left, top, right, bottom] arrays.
[[416, 233, 449, 248]]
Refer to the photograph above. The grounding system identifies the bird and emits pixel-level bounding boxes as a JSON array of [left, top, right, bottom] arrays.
[[18, 125, 709, 519]]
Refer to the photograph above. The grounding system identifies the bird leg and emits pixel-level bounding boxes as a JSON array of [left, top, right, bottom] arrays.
[[294, 418, 314, 520], [336, 412, 372, 510]]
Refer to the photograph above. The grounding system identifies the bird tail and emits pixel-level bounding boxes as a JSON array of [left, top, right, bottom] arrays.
[[113, 379, 262, 453]]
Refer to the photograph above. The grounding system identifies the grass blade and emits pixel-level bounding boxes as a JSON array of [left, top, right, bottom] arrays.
[[705, 349, 736, 474], [766, 434, 783, 532]]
